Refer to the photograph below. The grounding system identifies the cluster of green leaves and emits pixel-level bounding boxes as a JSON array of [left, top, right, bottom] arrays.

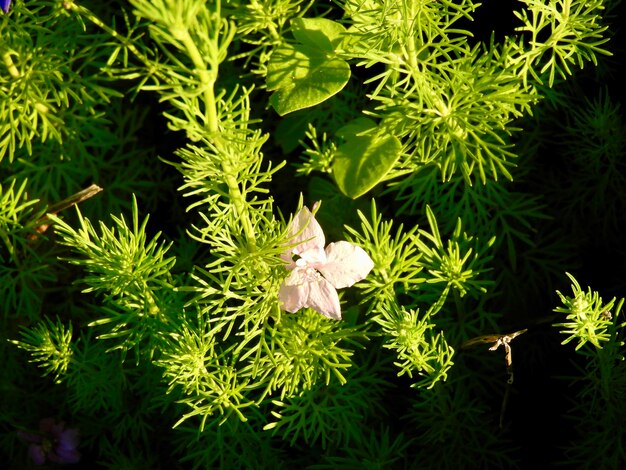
[[553, 276, 626, 468], [274, 0, 614, 319], [0, 0, 169, 322], [282, 0, 610, 196], [347, 201, 495, 387], [1, 1, 164, 205], [50, 197, 178, 357], [554, 272, 622, 350], [544, 88, 626, 240], [0, 179, 53, 317], [10, 316, 73, 383]]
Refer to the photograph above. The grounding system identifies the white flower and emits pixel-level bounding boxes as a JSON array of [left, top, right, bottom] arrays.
[[278, 204, 374, 320]]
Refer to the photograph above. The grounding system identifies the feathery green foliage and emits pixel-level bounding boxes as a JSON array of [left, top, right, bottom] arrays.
[[1, 0, 624, 467]]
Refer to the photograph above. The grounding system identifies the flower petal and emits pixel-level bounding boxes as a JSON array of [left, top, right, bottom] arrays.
[[58, 428, 80, 451], [49, 444, 81, 464], [283, 206, 326, 262], [305, 277, 342, 320], [318, 241, 374, 289], [28, 444, 46, 465], [278, 277, 310, 313]]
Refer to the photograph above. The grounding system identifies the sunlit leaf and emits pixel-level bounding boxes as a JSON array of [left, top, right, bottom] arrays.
[[332, 118, 402, 199], [267, 18, 351, 116]]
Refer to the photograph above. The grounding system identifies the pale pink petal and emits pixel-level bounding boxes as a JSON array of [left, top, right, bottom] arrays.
[[286, 206, 325, 258], [318, 241, 375, 289], [278, 282, 309, 313], [305, 277, 342, 320], [279, 267, 319, 312], [298, 246, 327, 265], [279, 253, 297, 270]]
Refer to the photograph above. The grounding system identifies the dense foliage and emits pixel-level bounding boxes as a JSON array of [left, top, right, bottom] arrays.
[[2, 0, 625, 468]]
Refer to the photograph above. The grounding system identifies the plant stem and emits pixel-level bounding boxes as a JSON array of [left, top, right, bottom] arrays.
[[2, 51, 21, 78], [72, 0, 257, 252], [177, 15, 257, 252]]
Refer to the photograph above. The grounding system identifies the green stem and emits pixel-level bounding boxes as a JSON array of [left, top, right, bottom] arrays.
[[219, 151, 257, 252], [74, 1, 257, 252], [2, 51, 21, 78], [0, 229, 15, 262], [177, 18, 256, 251], [178, 30, 218, 133]]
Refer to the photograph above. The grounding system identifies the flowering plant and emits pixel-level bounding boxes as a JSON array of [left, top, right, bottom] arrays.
[[279, 203, 374, 319], [2, 0, 625, 468], [17, 418, 80, 465]]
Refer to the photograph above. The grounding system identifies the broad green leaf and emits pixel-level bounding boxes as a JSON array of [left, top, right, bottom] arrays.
[[267, 18, 350, 116], [291, 17, 347, 51], [332, 118, 402, 199]]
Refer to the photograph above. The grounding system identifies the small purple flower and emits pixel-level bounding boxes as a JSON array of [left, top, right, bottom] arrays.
[[1, 0, 10, 14], [278, 203, 374, 320], [18, 418, 81, 465]]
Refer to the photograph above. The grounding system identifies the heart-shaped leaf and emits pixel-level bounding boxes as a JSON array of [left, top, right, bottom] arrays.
[[332, 118, 402, 199], [267, 18, 350, 116], [291, 17, 347, 51]]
